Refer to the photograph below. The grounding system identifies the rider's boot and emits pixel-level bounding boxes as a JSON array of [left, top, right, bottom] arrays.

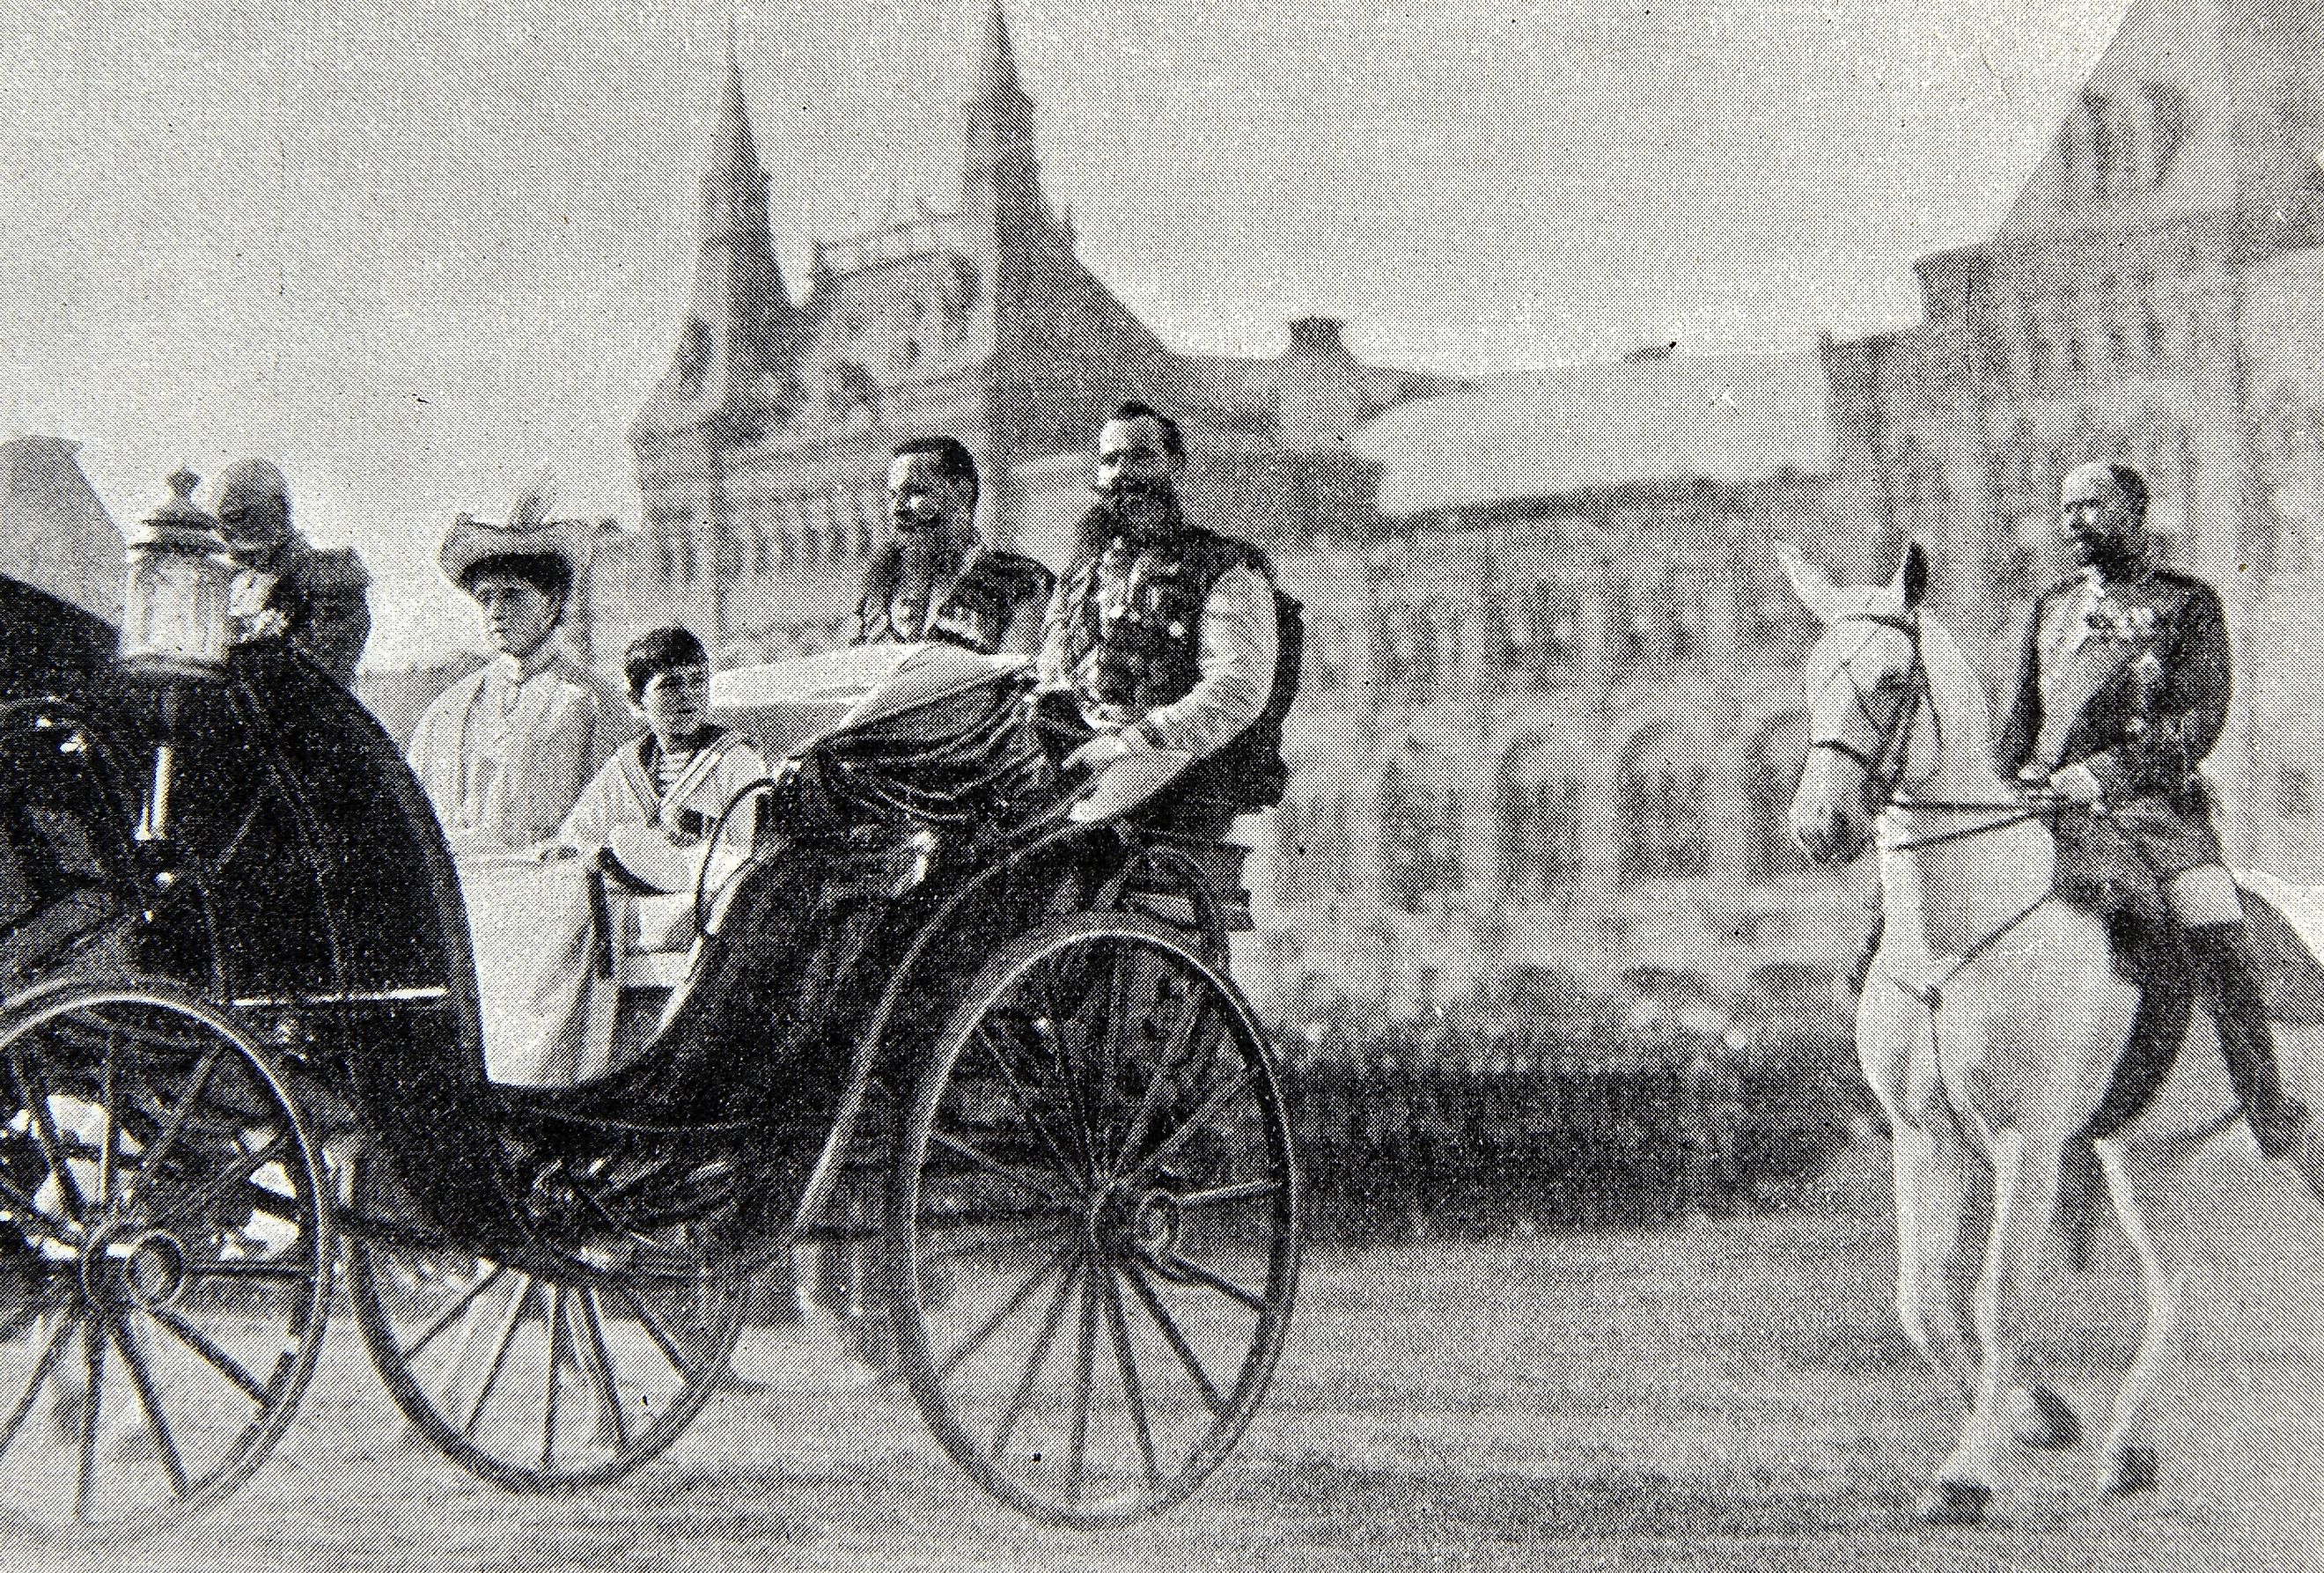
[[2186, 921, 2311, 1162]]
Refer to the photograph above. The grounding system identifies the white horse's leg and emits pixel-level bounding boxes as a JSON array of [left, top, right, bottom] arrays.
[[1888, 1115, 1985, 1404], [2091, 1131, 2191, 1496], [1929, 1116, 2078, 1525]]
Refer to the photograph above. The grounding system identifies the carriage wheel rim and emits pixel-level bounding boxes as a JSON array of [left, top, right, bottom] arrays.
[[0, 979, 332, 1542], [888, 915, 1299, 1526], [343, 1147, 746, 1496]]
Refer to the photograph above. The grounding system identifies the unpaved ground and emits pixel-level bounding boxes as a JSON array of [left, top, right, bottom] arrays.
[[31, 1142, 2324, 1573]]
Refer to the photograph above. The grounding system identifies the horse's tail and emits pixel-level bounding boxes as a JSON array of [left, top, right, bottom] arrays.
[[2056, 1135, 2106, 1275]]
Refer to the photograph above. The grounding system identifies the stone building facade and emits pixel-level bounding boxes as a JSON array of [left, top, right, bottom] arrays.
[[609, 4, 1452, 667], [1823, 0, 2324, 887], [1244, 355, 1873, 1021]]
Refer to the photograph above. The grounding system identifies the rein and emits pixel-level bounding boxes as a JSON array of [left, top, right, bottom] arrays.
[[1806, 610, 2060, 856]]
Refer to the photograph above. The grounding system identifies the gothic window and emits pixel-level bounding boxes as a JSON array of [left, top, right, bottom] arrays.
[[1617, 727, 1712, 885], [1489, 579, 1582, 689], [675, 316, 711, 394], [2143, 83, 2189, 187], [2276, 763, 2313, 820], [1377, 766, 1460, 914], [1747, 713, 1813, 880], [2082, 92, 2115, 202]]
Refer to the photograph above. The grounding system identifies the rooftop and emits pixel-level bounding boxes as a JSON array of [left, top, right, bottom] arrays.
[[1357, 350, 1835, 517]]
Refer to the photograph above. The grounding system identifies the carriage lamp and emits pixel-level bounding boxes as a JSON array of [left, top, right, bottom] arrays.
[[121, 468, 238, 676], [119, 469, 236, 843]]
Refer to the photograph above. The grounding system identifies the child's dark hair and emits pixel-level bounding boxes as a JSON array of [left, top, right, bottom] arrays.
[[623, 626, 709, 701]]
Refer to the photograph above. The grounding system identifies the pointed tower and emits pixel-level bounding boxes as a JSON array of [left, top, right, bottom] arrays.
[[636, 30, 802, 444], [962, 0, 1048, 235]]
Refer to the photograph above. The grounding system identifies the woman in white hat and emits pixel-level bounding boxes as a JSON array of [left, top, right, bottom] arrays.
[[407, 482, 626, 856]]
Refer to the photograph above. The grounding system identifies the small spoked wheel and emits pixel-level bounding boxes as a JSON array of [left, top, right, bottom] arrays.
[[888, 914, 1298, 1525], [0, 976, 331, 1540], [343, 1152, 745, 1494]]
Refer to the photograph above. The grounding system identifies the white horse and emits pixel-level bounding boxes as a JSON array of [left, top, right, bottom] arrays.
[[1777, 541, 2324, 1525]]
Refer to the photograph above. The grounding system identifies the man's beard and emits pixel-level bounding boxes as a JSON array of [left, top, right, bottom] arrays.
[[1096, 480, 1181, 540], [2072, 531, 2144, 577], [894, 518, 968, 578]]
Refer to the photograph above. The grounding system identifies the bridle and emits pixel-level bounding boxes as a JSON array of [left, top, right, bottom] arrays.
[[1805, 609, 2055, 854], [1806, 611, 1942, 808]]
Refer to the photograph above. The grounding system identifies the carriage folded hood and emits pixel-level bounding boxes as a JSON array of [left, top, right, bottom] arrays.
[[0, 571, 114, 701]]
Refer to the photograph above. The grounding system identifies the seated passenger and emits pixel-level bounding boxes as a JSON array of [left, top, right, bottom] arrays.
[[1033, 402, 1290, 840], [408, 481, 626, 856], [559, 627, 768, 955], [504, 628, 766, 1087], [855, 436, 1052, 654]]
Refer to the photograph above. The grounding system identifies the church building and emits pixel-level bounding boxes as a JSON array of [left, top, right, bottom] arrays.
[[613, 1, 1454, 665]]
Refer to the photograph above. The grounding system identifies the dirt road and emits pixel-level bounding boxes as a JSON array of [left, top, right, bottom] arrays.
[[33, 1143, 2324, 1573]]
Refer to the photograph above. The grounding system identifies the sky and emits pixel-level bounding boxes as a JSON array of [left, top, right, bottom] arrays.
[[0, 0, 2127, 668]]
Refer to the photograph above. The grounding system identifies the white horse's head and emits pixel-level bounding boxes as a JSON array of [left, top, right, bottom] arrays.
[[1776, 541, 1956, 865]]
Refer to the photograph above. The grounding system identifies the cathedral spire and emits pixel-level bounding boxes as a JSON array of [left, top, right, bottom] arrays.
[[964, 0, 1044, 226], [710, 15, 760, 176], [975, 0, 1026, 107], [636, 29, 801, 442]]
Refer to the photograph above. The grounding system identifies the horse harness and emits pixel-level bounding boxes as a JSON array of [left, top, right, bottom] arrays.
[[1806, 608, 2060, 1013]]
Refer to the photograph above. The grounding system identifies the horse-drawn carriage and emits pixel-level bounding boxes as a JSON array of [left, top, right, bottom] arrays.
[[0, 563, 1299, 1537]]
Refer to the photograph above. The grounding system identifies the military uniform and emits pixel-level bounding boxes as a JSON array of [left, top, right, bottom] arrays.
[[1997, 560, 2306, 1157], [852, 545, 1053, 655], [1039, 505, 1288, 834], [232, 539, 372, 688], [1997, 564, 2229, 913]]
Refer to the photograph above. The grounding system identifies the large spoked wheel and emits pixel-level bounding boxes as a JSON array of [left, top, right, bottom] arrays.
[[888, 913, 1298, 1526], [343, 1150, 746, 1494], [0, 977, 331, 1540]]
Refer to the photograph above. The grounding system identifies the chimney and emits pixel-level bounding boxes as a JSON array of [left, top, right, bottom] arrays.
[[1287, 316, 1349, 358]]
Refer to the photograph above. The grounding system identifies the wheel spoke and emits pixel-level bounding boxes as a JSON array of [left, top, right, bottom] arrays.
[[935, 1240, 1074, 1384], [1106, 994, 1217, 1178], [13, 1049, 88, 1227], [1157, 1253, 1269, 1316], [464, 1277, 534, 1437], [1099, 1266, 1160, 1489], [0, 1311, 77, 1460], [1065, 1254, 1099, 1503], [608, 1280, 699, 1379], [0, 1167, 76, 1244], [1126, 1065, 1254, 1186], [151, 1130, 291, 1231], [572, 1290, 631, 1454], [1172, 1180, 1283, 1210], [401, 1263, 511, 1363], [990, 1255, 1079, 1466], [927, 1128, 1076, 1212], [107, 1313, 189, 1499], [94, 1035, 120, 1210], [124, 1041, 227, 1207], [72, 1314, 104, 1523], [151, 1308, 271, 1407], [966, 1021, 1092, 1191], [541, 1288, 568, 1470], [1122, 1261, 1228, 1417], [185, 1257, 315, 1283]]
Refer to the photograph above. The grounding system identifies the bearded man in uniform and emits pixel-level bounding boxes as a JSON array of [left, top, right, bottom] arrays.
[[854, 436, 1051, 654], [1998, 460, 2308, 1161], [1034, 401, 1288, 839]]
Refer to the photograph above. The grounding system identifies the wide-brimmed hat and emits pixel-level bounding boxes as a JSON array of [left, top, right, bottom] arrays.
[[438, 475, 590, 592]]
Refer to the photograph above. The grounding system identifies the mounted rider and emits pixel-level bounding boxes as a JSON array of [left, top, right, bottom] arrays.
[[1997, 460, 2308, 1160]]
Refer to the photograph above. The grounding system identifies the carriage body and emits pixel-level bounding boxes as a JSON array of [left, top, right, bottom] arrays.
[[0, 584, 1299, 1536]]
